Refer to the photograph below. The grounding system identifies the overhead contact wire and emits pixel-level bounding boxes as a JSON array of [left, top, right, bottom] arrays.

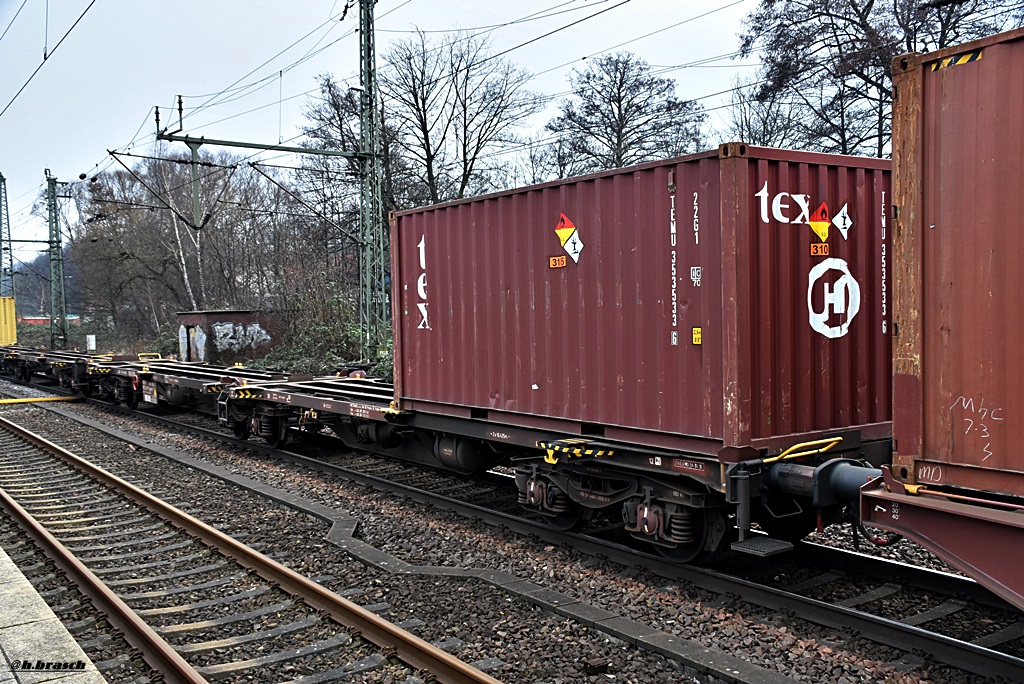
[[0, 0, 28, 47], [0, 0, 98, 121]]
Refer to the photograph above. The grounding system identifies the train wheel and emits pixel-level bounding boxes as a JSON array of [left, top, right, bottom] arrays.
[[543, 504, 586, 532], [265, 419, 289, 449], [653, 508, 708, 563], [124, 390, 140, 410], [232, 418, 252, 440]]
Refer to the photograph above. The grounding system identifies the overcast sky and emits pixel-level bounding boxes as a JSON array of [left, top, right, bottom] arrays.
[[0, 0, 758, 260]]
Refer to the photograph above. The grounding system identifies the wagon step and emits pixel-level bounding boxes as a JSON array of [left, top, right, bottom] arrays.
[[730, 537, 794, 557]]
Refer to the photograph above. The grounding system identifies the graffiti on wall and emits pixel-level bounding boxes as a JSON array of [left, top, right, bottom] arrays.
[[178, 322, 269, 362], [211, 322, 271, 354]]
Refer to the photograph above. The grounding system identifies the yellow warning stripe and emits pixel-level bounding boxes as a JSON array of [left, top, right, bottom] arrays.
[[544, 445, 610, 456], [931, 50, 982, 71], [537, 439, 613, 453], [233, 389, 263, 399], [0, 396, 81, 405], [537, 439, 614, 464]]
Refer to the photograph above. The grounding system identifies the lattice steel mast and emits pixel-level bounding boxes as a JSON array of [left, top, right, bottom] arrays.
[[358, 0, 388, 355], [45, 169, 69, 349], [0, 173, 13, 299], [154, 1, 387, 359]]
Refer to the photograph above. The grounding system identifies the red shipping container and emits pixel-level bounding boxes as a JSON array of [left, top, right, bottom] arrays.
[[392, 144, 891, 456], [891, 28, 1024, 495]]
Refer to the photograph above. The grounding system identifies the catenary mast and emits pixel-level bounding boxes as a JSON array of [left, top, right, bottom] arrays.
[[155, 0, 386, 358], [0, 173, 13, 299], [358, 0, 387, 356], [45, 170, 69, 349]]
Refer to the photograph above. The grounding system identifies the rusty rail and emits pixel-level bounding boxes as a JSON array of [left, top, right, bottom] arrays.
[[0, 423, 206, 683], [0, 414, 501, 684]]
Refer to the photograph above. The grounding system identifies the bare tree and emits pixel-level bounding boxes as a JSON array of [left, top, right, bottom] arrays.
[[380, 30, 544, 204], [726, 76, 804, 148], [301, 73, 429, 214], [545, 52, 706, 174], [740, 0, 1024, 157], [71, 151, 341, 342]]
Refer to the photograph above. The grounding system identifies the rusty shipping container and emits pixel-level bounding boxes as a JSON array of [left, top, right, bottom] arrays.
[[891, 28, 1024, 496], [392, 144, 891, 457]]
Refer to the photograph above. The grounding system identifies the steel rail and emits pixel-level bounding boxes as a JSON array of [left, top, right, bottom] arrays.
[[0, 396, 82, 404], [0, 414, 500, 684], [8, 379, 1024, 680], [0, 418, 206, 684], [186, 423, 1024, 681], [321, 457, 1024, 680], [84, 406, 1024, 681]]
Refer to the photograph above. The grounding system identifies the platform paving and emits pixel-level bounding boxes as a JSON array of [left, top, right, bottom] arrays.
[[0, 547, 106, 683]]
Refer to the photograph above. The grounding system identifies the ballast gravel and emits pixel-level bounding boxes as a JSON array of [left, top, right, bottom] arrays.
[[1, 394, 988, 683], [0, 519, 158, 684]]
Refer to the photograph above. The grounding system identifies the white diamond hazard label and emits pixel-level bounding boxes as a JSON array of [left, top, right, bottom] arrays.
[[563, 231, 584, 262], [832, 204, 853, 240]]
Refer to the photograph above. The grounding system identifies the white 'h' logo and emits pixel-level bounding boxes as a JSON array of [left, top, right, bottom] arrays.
[[807, 258, 860, 338]]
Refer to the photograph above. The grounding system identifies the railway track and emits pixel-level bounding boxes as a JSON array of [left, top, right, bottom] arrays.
[[259, 435, 1024, 681], [6, 379, 1024, 681], [0, 413, 500, 684]]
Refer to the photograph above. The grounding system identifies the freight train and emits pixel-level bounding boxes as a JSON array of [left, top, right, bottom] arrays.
[[2, 28, 1022, 614], [0, 141, 898, 566]]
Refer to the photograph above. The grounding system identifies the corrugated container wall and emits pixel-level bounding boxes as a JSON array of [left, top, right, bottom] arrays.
[[0, 298, 15, 345], [891, 28, 1024, 496], [392, 145, 891, 456]]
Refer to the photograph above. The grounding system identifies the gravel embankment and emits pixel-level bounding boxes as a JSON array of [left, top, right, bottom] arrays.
[[0, 391, 985, 683]]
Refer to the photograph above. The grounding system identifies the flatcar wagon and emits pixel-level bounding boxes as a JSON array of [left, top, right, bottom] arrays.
[[6, 29, 1024, 616], [0, 346, 130, 386], [223, 143, 893, 562], [0, 347, 295, 414]]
